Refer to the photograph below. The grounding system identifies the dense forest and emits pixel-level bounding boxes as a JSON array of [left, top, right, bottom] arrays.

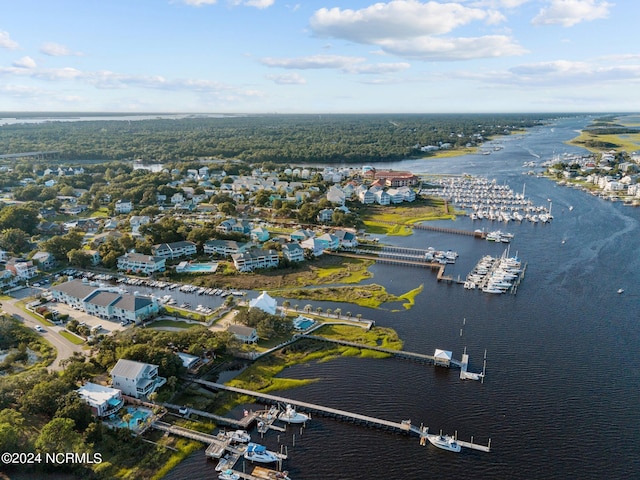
[[0, 113, 553, 164]]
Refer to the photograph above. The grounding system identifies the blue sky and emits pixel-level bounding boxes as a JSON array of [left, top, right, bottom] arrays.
[[0, 0, 637, 113]]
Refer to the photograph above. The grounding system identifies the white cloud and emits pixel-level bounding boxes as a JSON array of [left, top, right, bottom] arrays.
[[182, 0, 218, 5], [310, 1, 491, 41], [379, 35, 527, 60], [532, 0, 612, 27], [262, 54, 365, 70], [12, 56, 37, 69], [40, 42, 83, 56], [309, 1, 524, 61], [0, 30, 19, 50], [266, 73, 307, 84], [261, 54, 410, 74], [234, 0, 275, 8]]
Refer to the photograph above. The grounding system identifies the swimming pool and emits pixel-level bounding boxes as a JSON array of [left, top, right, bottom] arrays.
[[117, 407, 152, 429], [178, 262, 219, 273], [293, 316, 315, 330]]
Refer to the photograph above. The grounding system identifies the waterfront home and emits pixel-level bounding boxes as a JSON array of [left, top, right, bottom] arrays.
[[227, 324, 259, 344], [249, 290, 278, 315], [51, 279, 160, 322], [282, 243, 305, 262], [358, 189, 375, 204], [386, 188, 405, 204], [316, 233, 340, 251], [397, 186, 416, 202], [152, 241, 197, 260], [301, 237, 325, 257], [177, 352, 201, 371], [110, 359, 166, 399], [333, 229, 358, 248], [373, 189, 391, 205], [326, 185, 346, 205], [77, 382, 124, 418], [231, 249, 279, 272], [117, 252, 166, 275], [204, 239, 248, 256]]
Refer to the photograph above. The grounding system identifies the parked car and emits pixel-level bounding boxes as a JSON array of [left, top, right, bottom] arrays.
[[34, 325, 45, 333]]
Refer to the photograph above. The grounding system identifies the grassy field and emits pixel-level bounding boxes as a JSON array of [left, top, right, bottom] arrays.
[[567, 129, 640, 153], [360, 199, 457, 235], [59, 330, 85, 344]]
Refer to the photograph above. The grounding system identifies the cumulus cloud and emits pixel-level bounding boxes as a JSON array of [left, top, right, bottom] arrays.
[[266, 73, 307, 84], [12, 56, 37, 69], [40, 42, 83, 56], [309, 1, 524, 61], [0, 30, 19, 50], [532, 0, 612, 27]]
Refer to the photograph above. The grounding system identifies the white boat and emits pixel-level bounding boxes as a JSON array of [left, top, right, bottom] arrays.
[[243, 443, 280, 464], [218, 469, 240, 480], [224, 429, 251, 443], [215, 454, 232, 472], [427, 433, 462, 452], [617, 288, 624, 294], [278, 404, 310, 424]]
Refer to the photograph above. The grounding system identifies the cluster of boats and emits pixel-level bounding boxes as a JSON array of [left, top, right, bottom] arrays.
[[484, 230, 514, 243], [433, 176, 553, 224], [464, 252, 524, 294]]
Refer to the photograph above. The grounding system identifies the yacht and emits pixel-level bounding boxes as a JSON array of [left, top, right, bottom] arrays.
[[427, 433, 462, 452], [215, 454, 232, 472], [278, 404, 310, 424], [243, 443, 280, 464]]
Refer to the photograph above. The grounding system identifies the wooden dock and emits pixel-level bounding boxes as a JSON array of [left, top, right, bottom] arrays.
[[371, 220, 486, 238], [192, 379, 490, 453], [152, 420, 231, 458], [161, 402, 259, 428]]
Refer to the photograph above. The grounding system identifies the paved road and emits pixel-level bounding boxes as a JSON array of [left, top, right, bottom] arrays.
[[1, 294, 85, 371]]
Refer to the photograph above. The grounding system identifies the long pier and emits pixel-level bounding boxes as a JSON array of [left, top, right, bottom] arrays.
[[372, 220, 486, 238], [192, 379, 490, 453], [161, 402, 259, 428]]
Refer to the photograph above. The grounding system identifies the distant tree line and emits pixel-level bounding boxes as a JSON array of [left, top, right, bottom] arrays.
[[0, 114, 552, 164]]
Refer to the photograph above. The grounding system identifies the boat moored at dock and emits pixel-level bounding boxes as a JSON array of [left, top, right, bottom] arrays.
[[244, 443, 281, 464], [278, 404, 310, 424], [426, 433, 462, 452]]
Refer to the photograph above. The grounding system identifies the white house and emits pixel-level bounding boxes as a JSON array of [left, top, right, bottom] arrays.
[[115, 199, 133, 214], [326, 185, 346, 205], [386, 188, 405, 204], [358, 189, 375, 204], [77, 382, 124, 418], [301, 238, 325, 257], [231, 249, 279, 272], [110, 359, 166, 399], [117, 253, 166, 275], [129, 215, 150, 234], [249, 290, 278, 315], [204, 240, 248, 256], [5, 259, 37, 279], [373, 189, 391, 205], [282, 243, 305, 263], [316, 233, 340, 251], [317, 208, 334, 223]]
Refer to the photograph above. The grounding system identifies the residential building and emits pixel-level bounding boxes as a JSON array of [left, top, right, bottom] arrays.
[[358, 189, 375, 204], [85, 249, 101, 266], [5, 258, 37, 279], [129, 215, 150, 234], [386, 188, 405, 204], [333, 229, 358, 248], [117, 253, 166, 275], [31, 251, 56, 270], [250, 227, 270, 243], [249, 291, 278, 315], [373, 189, 391, 205], [152, 241, 197, 260], [326, 185, 346, 205], [301, 237, 325, 257], [364, 169, 418, 187], [77, 382, 124, 418], [397, 186, 416, 202], [110, 359, 166, 399], [50, 279, 160, 322], [230, 249, 279, 272], [290, 229, 314, 242], [203, 240, 248, 256], [227, 324, 259, 344], [115, 199, 133, 214], [316, 233, 340, 251], [317, 208, 334, 223], [282, 243, 305, 263]]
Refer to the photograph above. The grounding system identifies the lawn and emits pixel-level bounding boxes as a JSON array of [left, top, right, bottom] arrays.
[[59, 330, 85, 344], [359, 199, 457, 235]]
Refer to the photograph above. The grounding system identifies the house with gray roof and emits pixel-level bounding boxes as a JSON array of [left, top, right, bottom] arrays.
[[110, 359, 166, 399]]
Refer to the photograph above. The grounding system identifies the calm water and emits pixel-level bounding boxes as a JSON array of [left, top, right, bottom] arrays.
[[166, 116, 640, 479]]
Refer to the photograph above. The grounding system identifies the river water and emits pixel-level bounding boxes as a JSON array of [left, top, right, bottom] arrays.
[[165, 116, 640, 480]]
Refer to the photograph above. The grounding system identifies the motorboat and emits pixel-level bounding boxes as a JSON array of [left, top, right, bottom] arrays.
[[224, 429, 251, 443], [243, 443, 280, 463], [278, 404, 310, 424], [427, 433, 462, 452], [215, 454, 232, 472], [218, 469, 240, 480], [617, 288, 624, 294]]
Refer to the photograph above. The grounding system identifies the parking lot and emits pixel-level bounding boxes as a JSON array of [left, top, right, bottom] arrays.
[[45, 301, 130, 335]]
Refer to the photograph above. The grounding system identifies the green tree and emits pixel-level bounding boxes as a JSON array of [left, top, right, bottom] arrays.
[[35, 417, 86, 455], [55, 392, 93, 432], [67, 249, 93, 269], [41, 231, 84, 261], [0, 228, 31, 254]]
